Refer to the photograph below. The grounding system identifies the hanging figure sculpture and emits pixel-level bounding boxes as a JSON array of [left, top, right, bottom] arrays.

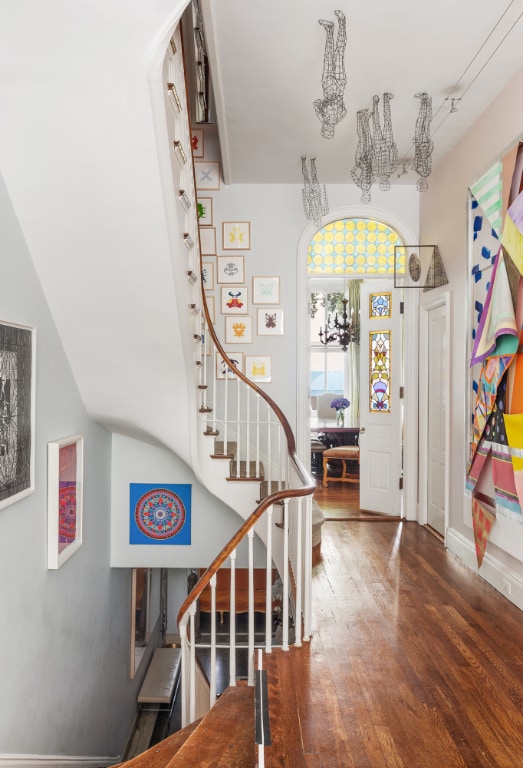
[[371, 93, 398, 191], [411, 92, 434, 191], [314, 10, 347, 139], [351, 108, 374, 203], [301, 156, 329, 227]]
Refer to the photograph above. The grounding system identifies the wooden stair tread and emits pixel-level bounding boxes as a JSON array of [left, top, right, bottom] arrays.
[[228, 460, 264, 480], [211, 440, 237, 459], [165, 684, 255, 768], [119, 720, 202, 768]]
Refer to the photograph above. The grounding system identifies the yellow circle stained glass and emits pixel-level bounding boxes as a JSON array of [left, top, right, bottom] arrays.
[[307, 218, 403, 275]]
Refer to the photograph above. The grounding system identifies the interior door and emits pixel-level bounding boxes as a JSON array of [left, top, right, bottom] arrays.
[[426, 301, 447, 535], [359, 280, 402, 515]]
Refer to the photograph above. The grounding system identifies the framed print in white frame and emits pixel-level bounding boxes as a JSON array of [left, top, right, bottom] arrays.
[[200, 227, 217, 256], [202, 259, 215, 290], [197, 196, 213, 226], [191, 128, 204, 158], [0, 321, 35, 511], [221, 286, 248, 314], [216, 351, 243, 380], [225, 316, 253, 344], [245, 355, 272, 383], [195, 161, 220, 191], [223, 221, 251, 250], [47, 434, 84, 569], [217, 255, 245, 284], [252, 276, 280, 305], [257, 308, 284, 336]]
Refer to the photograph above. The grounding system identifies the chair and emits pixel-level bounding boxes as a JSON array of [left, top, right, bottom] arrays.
[[310, 436, 327, 475], [322, 445, 360, 488], [316, 392, 339, 420]]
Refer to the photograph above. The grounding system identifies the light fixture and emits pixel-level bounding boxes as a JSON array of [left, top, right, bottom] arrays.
[[301, 156, 329, 226], [318, 297, 360, 351], [411, 92, 434, 191], [314, 10, 347, 139]]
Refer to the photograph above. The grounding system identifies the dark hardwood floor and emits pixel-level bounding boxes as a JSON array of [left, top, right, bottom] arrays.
[[263, 510, 523, 767]]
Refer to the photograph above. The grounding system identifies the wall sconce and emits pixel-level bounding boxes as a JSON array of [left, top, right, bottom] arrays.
[[178, 190, 192, 211], [394, 245, 448, 290], [173, 140, 187, 167]]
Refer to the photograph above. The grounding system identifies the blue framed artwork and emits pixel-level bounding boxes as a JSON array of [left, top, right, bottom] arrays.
[[129, 483, 191, 545]]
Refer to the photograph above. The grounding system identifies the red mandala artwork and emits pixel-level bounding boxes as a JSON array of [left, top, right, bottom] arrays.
[[59, 484, 77, 543], [134, 488, 186, 540]]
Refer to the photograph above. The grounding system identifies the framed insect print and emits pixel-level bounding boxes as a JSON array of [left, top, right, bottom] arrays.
[[191, 128, 204, 158], [222, 221, 251, 250], [221, 286, 248, 314], [200, 227, 217, 255], [252, 276, 280, 304], [225, 316, 253, 344], [245, 355, 272, 383], [257, 308, 284, 336], [216, 351, 243, 380], [194, 161, 220, 191], [217, 255, 245, 284], [197, 196, 213, 226], [201, 258, 215, 290]]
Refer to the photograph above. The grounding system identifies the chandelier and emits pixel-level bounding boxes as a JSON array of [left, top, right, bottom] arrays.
[[318, 297, 360, 351]]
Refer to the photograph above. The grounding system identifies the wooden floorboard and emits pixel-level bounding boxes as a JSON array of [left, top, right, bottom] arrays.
[[263, 516, 523, 767]]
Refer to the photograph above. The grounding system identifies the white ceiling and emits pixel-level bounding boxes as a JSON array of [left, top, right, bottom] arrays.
[[202, 0, 523, 185]]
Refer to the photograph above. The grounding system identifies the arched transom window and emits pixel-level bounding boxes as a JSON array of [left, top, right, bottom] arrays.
[[307, 218, 404, 275]]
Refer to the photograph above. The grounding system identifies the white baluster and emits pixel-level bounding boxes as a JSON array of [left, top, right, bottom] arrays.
[[303, 494, 313, 641], [282, 499, 289, 651], [236, 376, 241, 477], [180, 622, 188, 727], [266, 403, 271, 492], [229, 550, 237, 686], [223, 362, 229, 453], [295, 497, 303, 647], [189, 603, 197, 721], [210, 572, 217, 706], [248, 528, 255, 685], [256, 393, 261, 479], [265, 505, 273, 653], [211, 346, 217, 434], [246, 386, 251, 474]]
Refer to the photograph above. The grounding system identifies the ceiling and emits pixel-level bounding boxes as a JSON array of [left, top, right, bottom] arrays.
[[201, 0, 523, 186]]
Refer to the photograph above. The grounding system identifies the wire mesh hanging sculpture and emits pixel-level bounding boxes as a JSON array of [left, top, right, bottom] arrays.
[[411, 92, 434, 191], [301, 156, 329, 226], [351, 108, 375, 203], [314, 10, 347, 139], [371, 93, 398, 191]]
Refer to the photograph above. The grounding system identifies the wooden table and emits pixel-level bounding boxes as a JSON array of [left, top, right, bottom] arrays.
[[310, 418, 360, 447]]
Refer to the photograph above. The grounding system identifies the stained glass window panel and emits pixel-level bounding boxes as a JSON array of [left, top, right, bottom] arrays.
[[369, 331, 391, 413], [370, 292, 391, 318], [308, 218, 403, 275]]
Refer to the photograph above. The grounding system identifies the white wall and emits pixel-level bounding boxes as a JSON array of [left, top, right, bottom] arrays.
[[0, 173, 137, 762], [420, 66, 523, 584], [110, 433, 266, 570]]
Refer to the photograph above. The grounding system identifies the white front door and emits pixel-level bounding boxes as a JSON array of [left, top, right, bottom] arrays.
[[358, 280, 402, 515]]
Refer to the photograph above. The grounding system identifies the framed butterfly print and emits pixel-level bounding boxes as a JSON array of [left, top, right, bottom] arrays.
[[245, 355, 272, 383], [257, 308, 284, 336], [252, 276, 280, 304], [221, 286, 248, 314]]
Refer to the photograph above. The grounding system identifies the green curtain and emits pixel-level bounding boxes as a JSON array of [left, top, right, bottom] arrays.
[[345, 280, 361, 427]]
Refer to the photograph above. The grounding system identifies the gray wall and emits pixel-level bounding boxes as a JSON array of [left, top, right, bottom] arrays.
[[0, 173, 137, 760]]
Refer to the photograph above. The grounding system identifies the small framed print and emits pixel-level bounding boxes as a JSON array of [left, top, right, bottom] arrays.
[[200, 227, 217, 255], [257, 308, 284, 336], [252, 276, 280, 305], [217, 255, 245, 284], [221, 285, 248, 314], [191, 128, 204, 158], [223, 221, 251, 250], [245, 355, 272, 383], [47, 435, 84, 569], [202, 258, 215, 290], [206, 296, 216, 324], [197, 196, 213, 226], [216, 351, 243, 380], [195, 161, 220, 191], [225, 316, 253, 344]]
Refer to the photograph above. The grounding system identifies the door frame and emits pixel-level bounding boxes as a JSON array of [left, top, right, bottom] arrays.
[[296, 204, 420, 521], [419, 291, 451, 538]]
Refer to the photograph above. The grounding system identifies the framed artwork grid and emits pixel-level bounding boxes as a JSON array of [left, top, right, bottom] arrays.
[[257, 308, 284, 336], [245, 355, 272, 383], [221, 286, 248, 314], [252, 276, 280, 304], [198, 196, 213, 226], [225, 316, 253, 344], [200, 227, 217, 256], [217, 255, 245, 284], [202, 258, 215, 290], [223, 221, 251, 250], [195, 161, 220, 191]]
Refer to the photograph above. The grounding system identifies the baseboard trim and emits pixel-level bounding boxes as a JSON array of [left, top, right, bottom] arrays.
[[447, 527, 523, 611], [0, 754, 121, 768]]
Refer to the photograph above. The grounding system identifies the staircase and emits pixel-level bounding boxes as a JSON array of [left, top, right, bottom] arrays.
[[118, 15, 315, 765]]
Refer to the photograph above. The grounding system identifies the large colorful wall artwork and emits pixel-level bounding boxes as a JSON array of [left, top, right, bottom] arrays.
[[467, 139, 523, 567], [129, 483, 191, 545]]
